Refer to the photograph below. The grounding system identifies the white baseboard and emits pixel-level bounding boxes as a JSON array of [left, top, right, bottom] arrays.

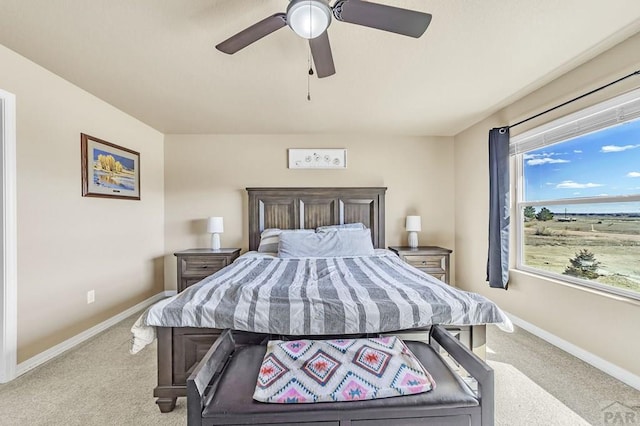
[[15, 291, 176, 377], [506, 312, 640, 391]]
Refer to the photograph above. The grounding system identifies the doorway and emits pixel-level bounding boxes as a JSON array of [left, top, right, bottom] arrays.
[[0, 89, 17, 383]]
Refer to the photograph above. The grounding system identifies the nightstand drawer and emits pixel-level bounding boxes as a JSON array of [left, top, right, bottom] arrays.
[[422, 271, 446, 282], [180, 256, 228, 276], [388, 246, 452, 285], [175, 248, 241, 293], [182, 277, 209, 289], [403, 254, 445, 269]]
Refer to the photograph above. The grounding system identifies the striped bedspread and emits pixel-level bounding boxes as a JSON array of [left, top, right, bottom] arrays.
[[131, 251, 512, 353]]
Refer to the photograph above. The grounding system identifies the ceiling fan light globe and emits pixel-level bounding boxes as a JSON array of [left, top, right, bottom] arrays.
[[287, 0, 331, 39]]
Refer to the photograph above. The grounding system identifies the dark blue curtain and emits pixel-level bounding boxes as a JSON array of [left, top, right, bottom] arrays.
[[487, 127, 510, 289]]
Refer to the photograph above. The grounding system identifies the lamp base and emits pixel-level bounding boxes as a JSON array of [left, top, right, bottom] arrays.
[[211, 233, 221, 250], [408, 231, 418, 248]]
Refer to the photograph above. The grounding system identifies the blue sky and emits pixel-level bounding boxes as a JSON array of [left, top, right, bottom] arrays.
[[524, 117, 640, 213]]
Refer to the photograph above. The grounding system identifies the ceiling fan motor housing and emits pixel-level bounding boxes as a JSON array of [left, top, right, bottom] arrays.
[[287, 0, 332, 39]]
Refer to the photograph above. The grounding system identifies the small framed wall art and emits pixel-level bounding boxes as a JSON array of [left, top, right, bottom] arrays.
[[288, 148, 347, 169], [81, 133, 141, 200]]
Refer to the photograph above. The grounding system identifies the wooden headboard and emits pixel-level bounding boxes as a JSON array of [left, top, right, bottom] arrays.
[[246, 187, 387, 251]]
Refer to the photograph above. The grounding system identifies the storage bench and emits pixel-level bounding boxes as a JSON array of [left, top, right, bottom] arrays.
[[187, 325, 494, 426]]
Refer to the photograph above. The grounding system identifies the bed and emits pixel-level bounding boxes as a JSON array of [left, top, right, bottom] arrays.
[[133, 187, 512, 413]]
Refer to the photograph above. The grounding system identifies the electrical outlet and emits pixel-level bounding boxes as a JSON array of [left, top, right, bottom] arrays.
[[87, 290, 95, 304]]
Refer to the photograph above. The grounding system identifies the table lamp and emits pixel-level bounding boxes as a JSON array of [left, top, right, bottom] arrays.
[[405, 215, 421, 248], [207, 217, 224, 250]]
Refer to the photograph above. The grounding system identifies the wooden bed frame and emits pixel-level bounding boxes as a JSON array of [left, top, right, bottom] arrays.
[[153, 187, 485, 413]]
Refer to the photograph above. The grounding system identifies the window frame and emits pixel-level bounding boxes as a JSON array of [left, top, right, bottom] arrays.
[[512, 87, 640, 301]]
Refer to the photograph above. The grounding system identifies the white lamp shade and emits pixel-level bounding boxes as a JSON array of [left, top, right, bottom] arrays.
[[207, 217, 224, 233], [287, 0, 331, 39], [405, 216, 422, 232]]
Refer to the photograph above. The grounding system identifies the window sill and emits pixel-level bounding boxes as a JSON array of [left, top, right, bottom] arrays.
[[511, 267, 640, 307]]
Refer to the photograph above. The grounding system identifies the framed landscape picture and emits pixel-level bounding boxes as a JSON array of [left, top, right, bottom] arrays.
[[81, 133, 140, 200]]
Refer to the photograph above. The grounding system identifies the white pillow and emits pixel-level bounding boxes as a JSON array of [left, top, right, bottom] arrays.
[[316, 222, 366, 232], [257, 228, 314, 253], [278, 228, 375, 258]]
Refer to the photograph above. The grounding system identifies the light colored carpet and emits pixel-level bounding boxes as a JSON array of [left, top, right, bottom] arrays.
[[487, 325, 640, 425], [0, 316, 186, 426], [0, 313, 637, 425], [491, 361, 589, 425]]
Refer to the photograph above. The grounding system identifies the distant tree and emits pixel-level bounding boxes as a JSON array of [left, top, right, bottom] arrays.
[[96, 154, 124, 174], [524, 206, 536, 220], [563, 249, 601, 280], [536, 207, 554, 221]]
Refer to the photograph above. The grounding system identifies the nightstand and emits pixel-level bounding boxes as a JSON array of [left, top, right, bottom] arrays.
[[175, 248, 241, 292], [388, 246, 452, 284]]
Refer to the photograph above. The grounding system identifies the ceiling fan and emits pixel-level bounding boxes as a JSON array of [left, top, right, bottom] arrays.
[[215, 0, 432, 78]]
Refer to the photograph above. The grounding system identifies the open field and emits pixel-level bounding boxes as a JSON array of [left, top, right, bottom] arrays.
[[523, 215, 640, 294]]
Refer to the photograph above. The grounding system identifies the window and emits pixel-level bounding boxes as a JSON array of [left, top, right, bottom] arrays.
[[513, 88, 640, 300]]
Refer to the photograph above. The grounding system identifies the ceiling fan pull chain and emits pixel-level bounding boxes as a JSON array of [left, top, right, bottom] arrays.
[[307, 0, 312, 100], [307, 45, 313, 101]]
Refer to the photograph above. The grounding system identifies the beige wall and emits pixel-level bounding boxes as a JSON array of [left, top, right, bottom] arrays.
[[0, 45, 165, 362], [5, 24, 638, 379], [164, 134, 455, 290], [454, 33, 640, 376]]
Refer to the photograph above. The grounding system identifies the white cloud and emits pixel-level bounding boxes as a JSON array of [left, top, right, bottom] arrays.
[[573, 150, 582, 153], [627, 172, 640, 178], [601, 144, 640, 153], [527, 158, 570, 166], [556, 180, 604, 189], [524, 152, 569, 166], [573, 192, 581, 195]]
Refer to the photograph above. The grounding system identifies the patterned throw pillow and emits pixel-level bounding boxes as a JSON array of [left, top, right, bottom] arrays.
[[253, 336, 435, 403], [257, 229, 281, 253]]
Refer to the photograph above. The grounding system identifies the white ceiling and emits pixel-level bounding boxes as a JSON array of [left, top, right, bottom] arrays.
[[1, 1, 640, 136]]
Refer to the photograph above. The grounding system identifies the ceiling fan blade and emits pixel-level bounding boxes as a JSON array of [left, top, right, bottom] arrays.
[[309, 31, 336, 78], [216, 13, 287, 54], [333, 0, 432, 38]]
